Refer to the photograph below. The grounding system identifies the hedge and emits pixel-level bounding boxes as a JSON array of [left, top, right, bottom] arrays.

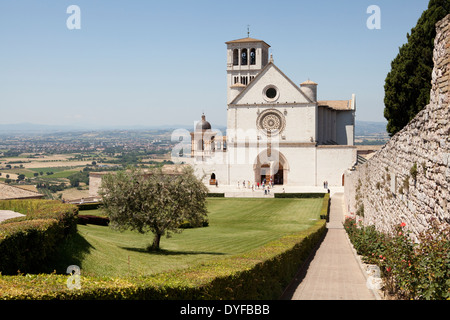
[[76, 202, 102, 211], [319, 193, 330, 220], [0, 200, 78, 275], [0, 196, 330, 300], [274, 192, 326, 198], [0, 200, 78, 236], [207, 193, 225, 197], [77, 215, 110, 226]]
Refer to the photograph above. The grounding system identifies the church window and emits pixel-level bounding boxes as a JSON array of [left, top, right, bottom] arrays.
[[262, 85, 280, 102], [250, 48, 256, 65], [265, 87, 277, 99], [241, 49, 248, 65], [233, 49, 239, 65]]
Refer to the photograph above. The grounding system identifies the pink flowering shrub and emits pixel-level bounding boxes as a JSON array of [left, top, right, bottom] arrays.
[[344, 217, 450, 300]]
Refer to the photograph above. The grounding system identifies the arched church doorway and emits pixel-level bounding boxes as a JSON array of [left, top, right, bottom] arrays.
[[274, 163, 284, 185], [260, 164, 270, 185], [209, 172, 217, 185], [254, 150, 289, 185]]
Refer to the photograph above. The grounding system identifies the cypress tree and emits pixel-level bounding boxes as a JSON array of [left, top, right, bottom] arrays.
[[384, 0, 450, 136]]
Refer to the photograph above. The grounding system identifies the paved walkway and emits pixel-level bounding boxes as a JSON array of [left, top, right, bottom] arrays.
[[282, 193, 380, 300], [0, 210, 25, 223]]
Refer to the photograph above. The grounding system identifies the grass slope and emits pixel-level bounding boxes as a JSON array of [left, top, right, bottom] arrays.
[[57, 198, 323, 278]]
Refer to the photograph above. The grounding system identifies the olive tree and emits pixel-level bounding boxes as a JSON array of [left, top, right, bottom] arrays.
[[99, 166, 208, 251]]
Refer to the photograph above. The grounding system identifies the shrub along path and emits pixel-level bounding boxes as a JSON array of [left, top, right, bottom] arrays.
[[282, 193, 379, 300]]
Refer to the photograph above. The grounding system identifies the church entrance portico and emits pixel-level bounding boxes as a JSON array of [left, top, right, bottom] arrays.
[[259, 163, 284, 185], [254, 150, 289, 185]]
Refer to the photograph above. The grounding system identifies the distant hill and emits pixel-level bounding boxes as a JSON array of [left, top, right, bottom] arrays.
[[0, 122, 227, 134], [0, 123, 82, 133], [0, 121, 385, 137], [355, 121, 388, 136]]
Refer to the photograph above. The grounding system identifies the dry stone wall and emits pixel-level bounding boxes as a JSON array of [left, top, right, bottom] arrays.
[[344, 14, 450, 238]]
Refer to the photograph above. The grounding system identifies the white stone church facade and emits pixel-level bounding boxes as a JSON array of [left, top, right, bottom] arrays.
[[178, 36, 357, 189]]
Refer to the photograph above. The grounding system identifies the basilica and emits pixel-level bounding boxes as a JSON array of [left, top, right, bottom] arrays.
[[183, 36, 357, 188]]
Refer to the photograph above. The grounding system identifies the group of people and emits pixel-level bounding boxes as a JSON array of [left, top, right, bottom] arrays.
[[237, 178, 274, 194]]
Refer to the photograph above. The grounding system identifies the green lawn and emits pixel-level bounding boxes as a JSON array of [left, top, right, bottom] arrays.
[[57, 198, 323, 278]]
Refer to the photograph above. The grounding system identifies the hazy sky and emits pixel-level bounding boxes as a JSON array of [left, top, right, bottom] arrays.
[[0, 0, 431, 128]]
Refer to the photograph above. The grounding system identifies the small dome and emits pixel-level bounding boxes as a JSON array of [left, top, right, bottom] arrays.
[[300, 79, 318, 86], [196, 114, 211, 131]]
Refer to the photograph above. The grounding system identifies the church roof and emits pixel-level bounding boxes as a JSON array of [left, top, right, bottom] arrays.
[[0, 183, 44, 200], [225, 37, 270, 47], [318, 100, 353, 111], [228, 61, 313, 105]]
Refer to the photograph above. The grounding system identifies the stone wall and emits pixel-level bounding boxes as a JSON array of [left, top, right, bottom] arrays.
[[344, 14, 450, 238]]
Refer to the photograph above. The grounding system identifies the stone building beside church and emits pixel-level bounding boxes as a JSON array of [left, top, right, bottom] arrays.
[[182, 36, 357, 188]]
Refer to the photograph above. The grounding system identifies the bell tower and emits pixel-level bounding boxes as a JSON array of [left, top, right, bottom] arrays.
[[225, 37, 270, 104]]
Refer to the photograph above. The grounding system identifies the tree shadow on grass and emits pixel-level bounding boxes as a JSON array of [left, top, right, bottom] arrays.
[[44, 232, 94, 274], [120, 246, 226, 256]]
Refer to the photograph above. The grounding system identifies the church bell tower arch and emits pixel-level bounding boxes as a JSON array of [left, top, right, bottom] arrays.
[[225, 36, 271, 104]]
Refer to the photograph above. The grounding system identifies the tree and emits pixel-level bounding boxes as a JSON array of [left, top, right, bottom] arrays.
[[68, 171, 89, 187], [384, 0, 450, 136], [99, 166, 208, 251]]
